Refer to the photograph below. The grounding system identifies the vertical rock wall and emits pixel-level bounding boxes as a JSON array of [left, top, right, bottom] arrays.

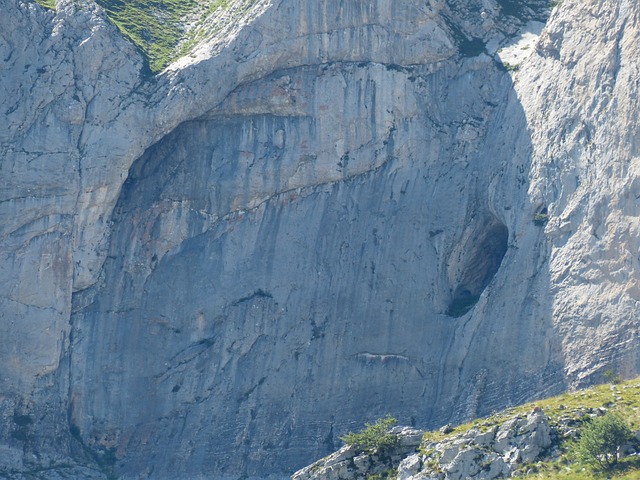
[[0, 0, 639, 478], [517, 0, 640, 382], [68, 1, 561, 477]]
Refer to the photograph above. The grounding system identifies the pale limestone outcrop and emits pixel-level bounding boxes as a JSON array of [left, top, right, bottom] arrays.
[[516, 0, 640, 383], [1, 0, 639, 478], [292, 427, 424, 480], [412, 410, 550, 480], [292, 410, 551, 480]]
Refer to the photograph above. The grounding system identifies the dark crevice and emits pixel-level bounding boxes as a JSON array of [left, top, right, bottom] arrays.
[[442, 15, 487, 58], [231, 289, 273, 307], [496, 0, 551, 22], [447, 221, 509, 317]]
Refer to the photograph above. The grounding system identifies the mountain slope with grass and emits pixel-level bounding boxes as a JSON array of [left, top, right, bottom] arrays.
[[33, 0, 258, 72], [294, 377, 640, 479]]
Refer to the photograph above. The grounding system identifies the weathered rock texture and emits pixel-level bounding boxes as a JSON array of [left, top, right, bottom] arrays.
[[1, 0, 639, 478], [406, 410, 552, 480], [294, 390, 640, 480], [293, 426, 425, 480], [292, 410, 552, 480]]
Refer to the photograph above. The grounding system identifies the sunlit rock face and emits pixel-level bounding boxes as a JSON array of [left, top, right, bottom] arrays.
[[1, 0, 639, 478]]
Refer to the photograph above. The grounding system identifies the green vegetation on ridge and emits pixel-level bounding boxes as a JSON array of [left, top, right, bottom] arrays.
[[95, 0, 209, 73], [32, 0, 233, 72], [34, 0, 55, 10], [340, 415, 398, 454], [577, 412, 634, 471], [420, 376, 640, 479]]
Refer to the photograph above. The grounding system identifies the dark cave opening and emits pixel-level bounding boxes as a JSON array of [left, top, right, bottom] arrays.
[[447, 221, 509, 317]]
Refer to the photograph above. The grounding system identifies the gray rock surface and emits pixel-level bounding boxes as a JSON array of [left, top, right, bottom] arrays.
[[293, 410, 550, 480], [1, 0, 639, 478], [292, 427, 424, 480]]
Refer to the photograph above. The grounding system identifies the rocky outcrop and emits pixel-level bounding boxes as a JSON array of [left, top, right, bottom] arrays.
[[293, 386, 640, 480], [292, 427, 424, 480], [1, 0, 640, 478], [292, 410, 551, 480], [402, 410, 551, 480]]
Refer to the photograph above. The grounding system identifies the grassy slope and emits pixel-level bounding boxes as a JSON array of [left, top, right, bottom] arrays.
[[95, 0, 199, 73], [32, 0, 232, 72], [35, 0, 55, 9], [421, 377, 640, 479], [96, 0, 236, 72]]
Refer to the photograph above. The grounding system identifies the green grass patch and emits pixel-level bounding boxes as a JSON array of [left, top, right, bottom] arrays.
[[93, 0, 233, 73], [366, 468, 397, 480], [34, 0, 56, 10], [420, 377, 640, 479], [30, 0, 238, 71], [95, 0, 198, 73], [503, 62, 521, 72], [520, 456, 640, 479], [534, 212, 549, 226]]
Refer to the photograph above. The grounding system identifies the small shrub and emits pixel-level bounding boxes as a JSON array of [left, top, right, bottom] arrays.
[[604, 370, 623, 385], [533, 212, 549, 226], [503, 62, 520, 72], [422, 453, 443, 474], [340, 415, 398, 454], [577, 412, 633, 470]]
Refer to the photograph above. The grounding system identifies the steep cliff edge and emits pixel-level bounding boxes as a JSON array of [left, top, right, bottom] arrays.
[[1, 0, 639, 478]]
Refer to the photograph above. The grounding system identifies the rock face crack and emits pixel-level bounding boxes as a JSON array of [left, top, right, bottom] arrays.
[[231, 289, 274, 307]]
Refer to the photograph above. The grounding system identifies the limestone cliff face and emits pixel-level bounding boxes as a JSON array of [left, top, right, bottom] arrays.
[[518, 0, 640, 382], [0, 0, 638, 478]]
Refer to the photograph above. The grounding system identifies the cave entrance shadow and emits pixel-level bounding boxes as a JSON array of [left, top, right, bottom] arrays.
[[430, 74, 567, 429], [447, 221, 509, 317]]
